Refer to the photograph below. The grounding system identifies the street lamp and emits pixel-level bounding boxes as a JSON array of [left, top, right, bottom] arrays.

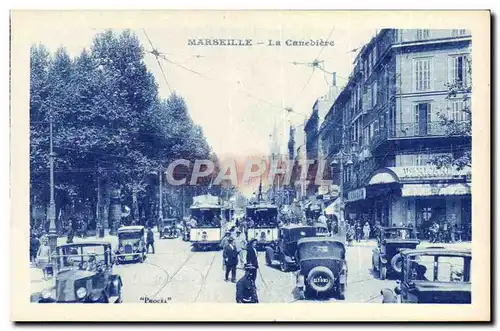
[[47, 118, 58, 259], [330, 134, 357, 242]]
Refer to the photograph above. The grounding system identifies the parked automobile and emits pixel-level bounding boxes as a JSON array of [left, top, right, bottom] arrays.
[[265, 224, 317, 272], [115, 226, 146, 263], [295, 237, 347, 300], [160, 218, 179, 239], [372, 226, 420, 280], [36, 242, 122, 303], [384, 247, 471, 304]]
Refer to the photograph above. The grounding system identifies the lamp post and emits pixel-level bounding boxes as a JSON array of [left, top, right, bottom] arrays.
[[47, 118, 58, 258], [330, 129, 355, 242]]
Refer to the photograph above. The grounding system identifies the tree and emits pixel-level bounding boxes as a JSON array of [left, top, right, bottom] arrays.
[[433, 58, 472, 170]]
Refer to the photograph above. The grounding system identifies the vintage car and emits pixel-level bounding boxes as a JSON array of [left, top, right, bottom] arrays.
[[384, 248, 471, 304], [115, 226, 146, 263], [295, 237, 347, 300], [372, 226, 420, 280], [160, 218, 179, 239], [265, 224, 318, 272], [36, 242, 123, 303], [314, 222, 329, 236]]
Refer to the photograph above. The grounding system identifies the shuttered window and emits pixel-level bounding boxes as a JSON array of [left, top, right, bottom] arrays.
[[414, 58, 432, 91]]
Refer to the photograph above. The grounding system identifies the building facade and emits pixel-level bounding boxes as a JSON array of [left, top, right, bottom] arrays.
[[320, 29, 472, 239]]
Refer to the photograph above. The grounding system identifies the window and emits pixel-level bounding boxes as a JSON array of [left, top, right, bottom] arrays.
[[379, 114, 386, 129], [373, 120, 379, 135], [452, 29, 467, 37], [372, 81, 378, 106], [416, 29, 430, 40], [449, 55, 469, 86], [369, 123, 375, 139], [449, 99, 466, 122], [373, 45, 377, 66], [414, 58, 432, 91], [368, 53, 372, 76], [363, 127, 369, 146]]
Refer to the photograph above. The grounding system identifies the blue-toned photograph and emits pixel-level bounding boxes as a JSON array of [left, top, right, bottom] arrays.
[[27, 23, 472, 306]]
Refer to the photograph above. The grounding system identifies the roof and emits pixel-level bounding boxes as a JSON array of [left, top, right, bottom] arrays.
[[280, 224, 315, 230], [117, 225, 145, 232], [381, 226, 413, 231], [58, 241, 112, 248], [297, 237, 344, 246], [246, 204, 278, 210], [401, 247, 471, 257]]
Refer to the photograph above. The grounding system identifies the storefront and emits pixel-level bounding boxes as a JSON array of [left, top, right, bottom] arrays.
[[345, 166, 471, 239]]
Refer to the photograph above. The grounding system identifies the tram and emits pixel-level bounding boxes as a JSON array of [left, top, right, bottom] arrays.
[[189, 194, 223, 251], [245, 202, 279, 249]]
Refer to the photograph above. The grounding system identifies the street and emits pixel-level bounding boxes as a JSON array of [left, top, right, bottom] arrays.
[[31, 233, 410, 304]]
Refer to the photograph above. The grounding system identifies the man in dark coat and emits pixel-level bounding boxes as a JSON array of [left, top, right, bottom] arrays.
[[236, 263, 259, 303], [223, 237, 238, 282], [246, 239, 259, 281], [146, 227, 155, 254]]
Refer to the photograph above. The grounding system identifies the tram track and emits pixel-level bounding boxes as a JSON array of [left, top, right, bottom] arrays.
[[146, 251, 197, 299], [193, 251, 218, 302]]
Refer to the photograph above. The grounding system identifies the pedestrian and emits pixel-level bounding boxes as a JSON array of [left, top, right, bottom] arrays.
[[146, 226, 155, 254], [30, 233, 40, 265], [66, 226, 74, 244], [223, 237, 239, 282], [36, 237, 51, 280], [356, 221, 362, 242], [236, 263, 259, 303], [220, 231, 232, 269], [246, 239, 259, 281], [234, 230, 247, 268], [363, 222, 371, 241]]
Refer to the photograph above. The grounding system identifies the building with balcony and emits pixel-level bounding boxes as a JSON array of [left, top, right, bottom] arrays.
[[320, 29, 472, 239]]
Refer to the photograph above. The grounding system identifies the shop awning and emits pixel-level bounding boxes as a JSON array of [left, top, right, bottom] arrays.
[[324, 198, 340, 216], [401, 183, 471, 197]]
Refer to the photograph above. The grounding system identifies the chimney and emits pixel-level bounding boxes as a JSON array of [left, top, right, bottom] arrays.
[[332, 72, 337, 87]]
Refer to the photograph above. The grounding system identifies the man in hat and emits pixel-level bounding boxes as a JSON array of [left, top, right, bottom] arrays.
[[223, 237, 239, 282], [236, 263, 259, 303], [246, 239, 259, 282]]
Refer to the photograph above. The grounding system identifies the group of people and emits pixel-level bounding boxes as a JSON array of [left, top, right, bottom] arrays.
[[345, 221, 372, 246], [220, 227, 259, 303]]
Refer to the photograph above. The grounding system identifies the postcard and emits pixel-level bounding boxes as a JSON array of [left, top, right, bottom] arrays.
[[10, 10, 491, 321]]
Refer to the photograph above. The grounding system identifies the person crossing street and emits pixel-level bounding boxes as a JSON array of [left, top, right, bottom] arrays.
[[236, 263, 259, 303], [146, 226, 155, 254], [234, 230, 247, 268], [223, 237, 238, 282], [246, 239, 259, 282]]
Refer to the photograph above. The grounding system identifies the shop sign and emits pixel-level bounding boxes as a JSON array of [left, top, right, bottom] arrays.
[[401, 183, 471, 197], [399, 166, 470, 180], [346, 188, 366, 202]]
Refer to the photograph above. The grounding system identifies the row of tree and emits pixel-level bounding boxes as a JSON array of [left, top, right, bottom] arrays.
[[30, 29, 217, 235]]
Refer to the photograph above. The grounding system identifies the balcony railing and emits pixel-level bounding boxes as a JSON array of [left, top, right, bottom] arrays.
[[389, 122, 448, 138]]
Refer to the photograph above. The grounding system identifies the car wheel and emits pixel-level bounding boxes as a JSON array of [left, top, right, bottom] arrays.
[[337, 283, 346, 300], [115, 283, 123, 303], [280, 258, 289, 272], [303, 285, 314, 299], [379, 263, 387, 280]]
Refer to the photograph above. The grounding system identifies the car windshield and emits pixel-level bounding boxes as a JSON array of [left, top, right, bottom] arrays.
[[299, 242, 344, 259], [56, 245, 109, 271], [118, 232, 143, 240], [384, 228, 413, 239], [408, 255, 470, 283]]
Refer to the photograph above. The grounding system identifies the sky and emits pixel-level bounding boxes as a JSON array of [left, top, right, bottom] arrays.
[[25, 11, 377, 196]]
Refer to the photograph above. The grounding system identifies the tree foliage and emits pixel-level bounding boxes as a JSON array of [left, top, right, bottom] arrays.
[[433, 58, 472, 170], [30, 29, 213, 231]]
